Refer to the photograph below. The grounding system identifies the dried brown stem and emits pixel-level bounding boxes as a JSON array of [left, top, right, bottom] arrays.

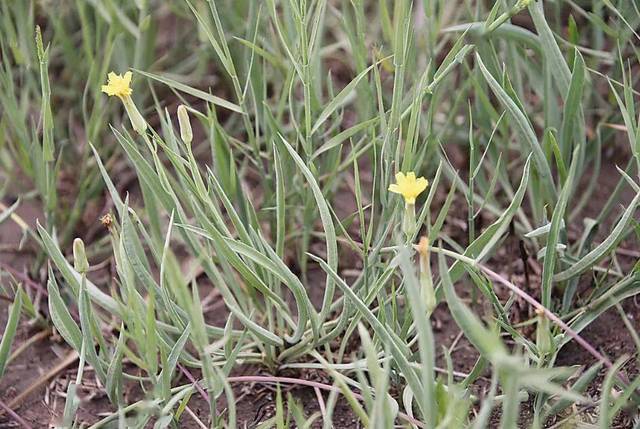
[[0, 398, 32, 429]]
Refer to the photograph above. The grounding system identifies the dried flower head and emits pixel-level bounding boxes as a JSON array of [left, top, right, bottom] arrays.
[[100, 213, 113, 229]]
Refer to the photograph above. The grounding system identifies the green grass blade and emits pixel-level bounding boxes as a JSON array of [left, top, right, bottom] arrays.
[[0, 288, 22, 378]]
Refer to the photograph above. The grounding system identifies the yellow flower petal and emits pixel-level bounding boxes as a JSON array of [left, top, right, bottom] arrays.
[[389, 171, 429, 204], [102, 71, 133, 98], [416, 177, 428, 194]]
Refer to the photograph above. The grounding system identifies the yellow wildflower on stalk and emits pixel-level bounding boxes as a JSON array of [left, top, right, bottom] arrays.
[[389, 172, 428, 204], [389, 172, 428, 239], [102, 71, 147, 135]]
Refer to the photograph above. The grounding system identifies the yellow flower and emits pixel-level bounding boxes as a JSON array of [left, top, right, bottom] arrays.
[[101, 71, 133, 98], [388, 172, 428, 204], [101, 71, 147, 135]]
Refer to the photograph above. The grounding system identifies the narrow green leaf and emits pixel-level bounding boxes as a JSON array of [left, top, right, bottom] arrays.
[[279, 134, 338, 322], [310, 61, 381, 136], [311, 117, 378, 159], [38, 222, 119, 314], [134, 69, 243, 114], [310, 253, 427, 419], [47, 273, 82, 351], [397, 246, 436, 425], [475, 54, 555, 197], [559, 50, 586, 163], [554, 190, 640, 281], [0, 289, 22, 378], [541, 146, 580, 307], [439, 252, 507, 363]]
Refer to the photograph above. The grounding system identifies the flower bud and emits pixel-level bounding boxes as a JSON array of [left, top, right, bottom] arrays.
[[535, 307, 552, 356], [402, 202, 416, 240], [121, 95, 147, 135], [417, 237, 436, 314], [73, 238, 89, 273], [177, 105, 193, 144]]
